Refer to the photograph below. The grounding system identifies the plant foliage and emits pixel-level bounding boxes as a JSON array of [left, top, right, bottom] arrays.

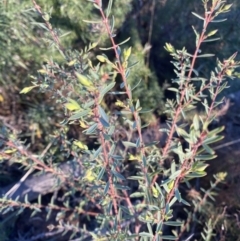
[[0, 0, 240, 240]]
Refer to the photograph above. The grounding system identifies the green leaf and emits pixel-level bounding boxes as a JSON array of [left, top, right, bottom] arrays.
[[175, 188, 182, 202], [202, 37, 220, 42], [111, 155, 124, 160], [203, 135, 224, 145], [96, 55, 107, 62], [191, 12, 204, 20], [147, 223, 153, 236], [106, 0, 113, 17], [103, 181, 110, 195], [73, 140, 88, 150], [117, 46, 121, 57], [195, 154, 217, 161], [211, 18, 227, 23], [130, 192, 145, 198], [138, 109, 153, 114], [38, 195, 42, 205], [114, 186, 131, 191], [24, 194, 29, 204], [108, 125, 115, 135], [196, 54, 215, 58], [127, 61, 139, 69], [135, 137, 140, 148], [169, 196, 177, 207], [65, 99, 81, 111], [169, 170, 181, 180], [221, 3, 232, 12], [75, 72, 96, 91], [110, 15, 115, 34], [207, 126, 225, 136], [194, 163, 209, 172], [83, 100, 95, 109], [119, 205, 131, 215], [156, 221, 163, 233], [152, 185, 159, 198], [161, 178, 175, 187], [117, 37, 131, 46], [97, 167, 105, 181], [85, 123, 98, 134], [128, 176, 145, 181], [176, 127, 189, 139], [181, 198, 191, 206], [69, 109, 91, 120], [144, 141, 159, 147], [164, 221, 182, 226], [111, 170, 125, 180], [123, 46, 132, 61], [90, 42, 98, 50], [98, 106, 109, 123], [99, 46, 114, 51], [142, 155, 147, 167], [164, 43, 175, 53], [131, 79, 142, 91], [92, 146, 102, 160], [99, 117, 109, 127], [93, 3, 100, 9], [168, 87, 179, 92], [120, 82, 125, 89], [139, 232, 153, 238], [171, 161, 176, 174], [159, 235, 177, 240], [20, 85, 38, 94], [192, 25, 199, 38], [67, 59, 77, 66], [202, 144, 215, 154], [4, 149, 17, 154], [109, 91, 126, 95], [103, 133, 111, 140], [82, 19, 102, 24], [207, 29, 218, 37], [193, 114, 200, 131], [116, 110, 132, 115], [122, 141, 137, 148], [31, 22, 49, 31], [99, 82, 116, 103]]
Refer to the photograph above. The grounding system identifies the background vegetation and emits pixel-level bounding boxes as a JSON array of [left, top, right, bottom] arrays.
[[1, 0, 240, 240]]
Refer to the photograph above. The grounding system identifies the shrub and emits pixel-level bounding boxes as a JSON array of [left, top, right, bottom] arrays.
[[0, 0, 239, 240]]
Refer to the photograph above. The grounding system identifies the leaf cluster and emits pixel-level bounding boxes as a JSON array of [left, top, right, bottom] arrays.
[[1, 0, 240, 240]]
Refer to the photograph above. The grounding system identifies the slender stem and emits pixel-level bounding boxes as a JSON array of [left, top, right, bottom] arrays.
[[151, 0, 219, 187], [97, 5, 149, 191], [32, 0, 65, 55], [152, 1, 223, 239], [93, 94, 119, 217]]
